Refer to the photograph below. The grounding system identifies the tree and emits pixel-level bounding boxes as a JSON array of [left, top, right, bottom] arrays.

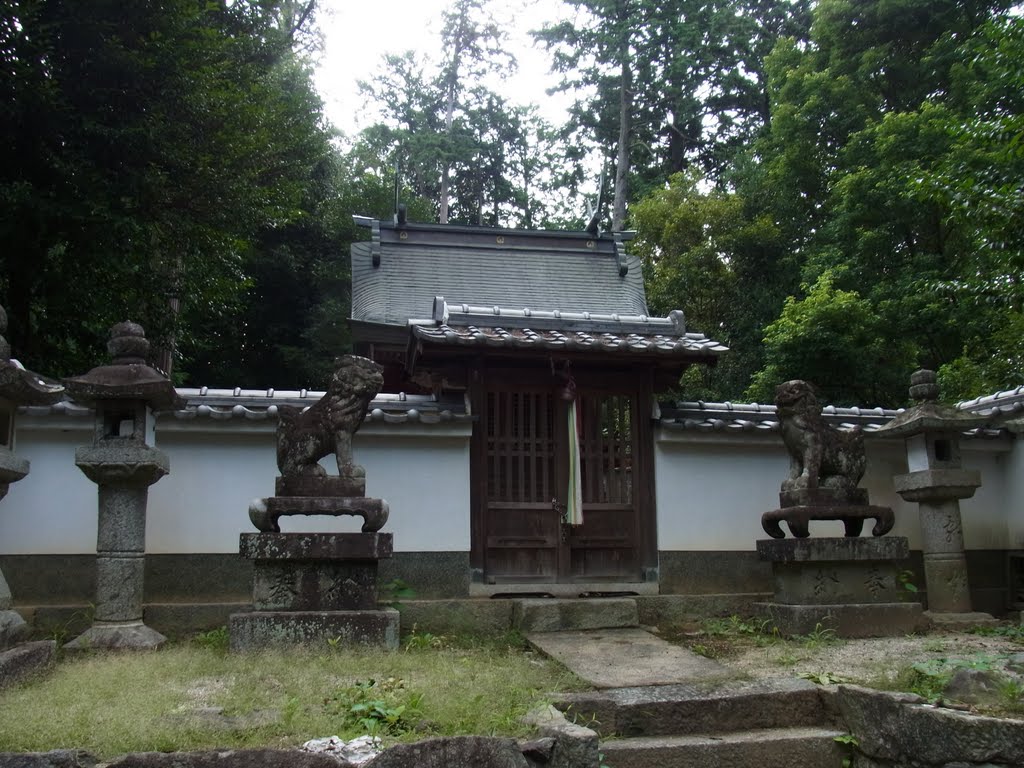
[[745, 270, 916, 406], [535, 0, 812, 230], [0, 0, 336, 381], [357, 1, 561, 229], [734, 0, 1017, 404], [632, 171, 794, 400]]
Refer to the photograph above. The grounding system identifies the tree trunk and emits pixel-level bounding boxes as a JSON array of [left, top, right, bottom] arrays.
[[612, 52, 632, 231]]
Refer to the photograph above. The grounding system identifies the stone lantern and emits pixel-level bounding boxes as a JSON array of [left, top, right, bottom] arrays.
[[878, 369, 994, 623], [63, 322, 184, 650], [0, 304, 64, 647]]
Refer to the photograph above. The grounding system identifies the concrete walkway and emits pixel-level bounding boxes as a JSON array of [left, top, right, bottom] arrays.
[[527, 628, 736, 688]]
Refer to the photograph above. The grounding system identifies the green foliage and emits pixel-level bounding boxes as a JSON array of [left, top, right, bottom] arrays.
[[404, 625, 449, 651], [0, 0, 338, 384], [325, 678, 422, 736], [967, 623, 1024, 644], [834, 732, 859, 768], [898, 570, 920, 599], [746, 270, 916, 406], [800, 670, 848, 685], [379, 579, 416, 609], [192, 627, 230, 654], [632, 170, 796, 400]]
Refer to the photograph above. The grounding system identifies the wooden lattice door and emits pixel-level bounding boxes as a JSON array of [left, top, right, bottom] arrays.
[[479, 375, 646, 583]]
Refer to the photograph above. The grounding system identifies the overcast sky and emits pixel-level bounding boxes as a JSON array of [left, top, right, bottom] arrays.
[[312, 0, 577, 137]]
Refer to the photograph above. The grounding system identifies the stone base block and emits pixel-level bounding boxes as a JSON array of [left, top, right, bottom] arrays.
[[758, 537, 911, 605], [754, 602, 927, 638], [0, 609, 28, 649], [240, 532, 393, 561], [512, 598, 638, 633], [0, 640, 56, 690], [64, 621, 167, 651], [229, 609, 399, 651], [924, 610, 998, 630]]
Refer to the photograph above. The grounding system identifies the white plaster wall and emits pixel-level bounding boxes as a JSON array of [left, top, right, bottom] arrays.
[[2, 416, 471, 555], [1004, 438, 1024, 549], [654, 430, 1015, 551], [1, 425, 96, 554], [3, 414, 1019, 557]]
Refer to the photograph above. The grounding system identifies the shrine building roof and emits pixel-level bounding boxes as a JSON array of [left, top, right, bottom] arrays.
[[351, 219, 649, 340]]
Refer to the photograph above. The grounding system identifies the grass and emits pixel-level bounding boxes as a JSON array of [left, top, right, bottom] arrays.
[[0, 631, 584, 759]]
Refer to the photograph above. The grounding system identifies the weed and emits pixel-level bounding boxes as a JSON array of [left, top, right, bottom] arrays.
[[325, 677, 422, 736], [897, 570, 919, 600], [379, 579, 416, 608], [404, 624, 448, 651], [800, 671, 848, 685], [689, 643, 719, 659], [967, 623, 1024, 643], [834, 732, 859, 768], [192, 627, 229, 653], [800, 622, 838, 649]]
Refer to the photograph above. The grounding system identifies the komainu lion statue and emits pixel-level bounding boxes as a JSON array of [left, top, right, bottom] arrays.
[[276, 355, 384, 478], [775, 380, 866, 494]]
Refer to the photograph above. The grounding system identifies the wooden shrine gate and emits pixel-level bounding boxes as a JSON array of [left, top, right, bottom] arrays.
[[472, 371, 655, 584]]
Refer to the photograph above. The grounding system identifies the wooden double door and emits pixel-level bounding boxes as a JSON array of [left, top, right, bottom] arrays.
[[473, 370, 654, 584]]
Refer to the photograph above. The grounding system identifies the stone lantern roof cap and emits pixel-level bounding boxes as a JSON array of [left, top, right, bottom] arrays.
[[0, 302, 65, 406], [876, 369, 988, 437], [63, 321, 185, 411]]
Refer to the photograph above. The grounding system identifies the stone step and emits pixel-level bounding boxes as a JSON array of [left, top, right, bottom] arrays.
[[512, 597, 638, 633], [599, 725, 848, 768], [557, 678, 830, 738]]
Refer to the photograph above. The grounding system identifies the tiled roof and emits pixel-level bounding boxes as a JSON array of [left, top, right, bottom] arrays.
[[351, 220, 649, 330], [659, 400, 898, 433], [20, 389, 470, 426], [409, 298, 727, 360], [957, 385, 1024, 418], [658, 400, 1004, 437], [413, 325, 727, 357]]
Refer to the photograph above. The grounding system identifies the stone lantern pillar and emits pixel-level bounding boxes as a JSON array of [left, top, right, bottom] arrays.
[[0, 304, 64, 647], [878, 369, 994, 623], [63, 322, 184, 650]]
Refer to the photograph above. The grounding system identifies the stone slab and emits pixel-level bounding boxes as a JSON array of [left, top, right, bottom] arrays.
[[0, 640, 55, 690], [599, 726, 847, 768], [757, 536, 909, 562], [527, 628, 734, 688], [0, 608, 28, 649], [229, 609, 399, 651], [513, 598, 638, 632], [762, 504, 895, 539], [754, 601, 928, 638], [924, 610, 998, 629], [894, 468, 981, 502], [64, 621, 166, 651], [249, 496, 388, 534], [0, 750, 96, 768], [836, 684, 1024, 767], [240, 532, 393, 561]]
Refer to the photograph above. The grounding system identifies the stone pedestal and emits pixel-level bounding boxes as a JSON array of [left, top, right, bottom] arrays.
[[879, 370, 994, 622], [755, 537, 926, 637], [893, 471, 978, 615], [0, 446, 30, 647], [62, 321, 183, 651], [229, 531, 398, 651], [64, 442, 169, 650]]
